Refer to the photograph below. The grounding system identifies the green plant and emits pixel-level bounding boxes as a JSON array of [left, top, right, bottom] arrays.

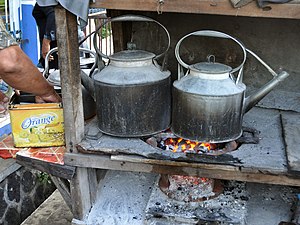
[[101, 24, 111, 39], [37, 172, 52, 185]]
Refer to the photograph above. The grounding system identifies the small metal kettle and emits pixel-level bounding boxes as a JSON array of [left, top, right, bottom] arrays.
[[172, 30, 289, 143]]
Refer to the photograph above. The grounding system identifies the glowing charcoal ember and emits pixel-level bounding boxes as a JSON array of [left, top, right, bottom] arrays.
[[159, 137, 219, 153], [159, 174, 223, 202]]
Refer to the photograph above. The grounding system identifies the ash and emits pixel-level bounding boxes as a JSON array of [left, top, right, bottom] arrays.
[[145, 178, 249, 225]]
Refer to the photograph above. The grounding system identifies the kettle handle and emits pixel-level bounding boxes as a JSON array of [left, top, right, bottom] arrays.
[[175, 30, 247, 74], [43, 47, 98, 78], [93, 14, 171, 60], [43, 47, 59, 79]]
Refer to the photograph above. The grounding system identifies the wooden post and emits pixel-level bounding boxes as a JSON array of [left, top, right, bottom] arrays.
[[55, 6, 94, 221], [54, 6, 84, 152]]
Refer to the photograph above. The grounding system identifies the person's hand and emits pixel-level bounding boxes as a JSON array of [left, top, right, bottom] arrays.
[[35, 89, 61, 103], [0, 91, 9, 117]]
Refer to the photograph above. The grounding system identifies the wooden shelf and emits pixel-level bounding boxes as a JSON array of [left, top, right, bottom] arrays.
[[91, 0, 300, 19], [64, 153, 300, 186], [61, 107, 300, 187]]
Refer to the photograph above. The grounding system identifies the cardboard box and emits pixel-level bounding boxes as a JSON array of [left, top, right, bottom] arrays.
[[9, 93, 65, 147]]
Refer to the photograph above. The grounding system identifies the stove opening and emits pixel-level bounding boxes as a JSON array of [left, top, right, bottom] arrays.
[[144, 127, 258, 204], [159, 174, 223, 202], [146, 126, 259, 156]]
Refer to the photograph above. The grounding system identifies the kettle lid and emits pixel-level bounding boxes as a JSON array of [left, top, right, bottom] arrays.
[[191, 62, 232, 74], [109, 50, 155, 62]]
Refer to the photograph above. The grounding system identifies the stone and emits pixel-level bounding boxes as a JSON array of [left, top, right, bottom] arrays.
[[0, 187, 7, 218], [5, 207, 21, 225], [33, 185, 45, 207], [20, 197, 35, 222], [21, 170, 35, 193], [33, 182, 55, 207], [43, 180, 56, 200], [7, 173, 20, 202]]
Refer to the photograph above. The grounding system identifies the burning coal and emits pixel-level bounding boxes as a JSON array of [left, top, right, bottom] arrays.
[[149, 130, 238, 155], [157, 137, 219, 153], [159, 174, 222, 202]]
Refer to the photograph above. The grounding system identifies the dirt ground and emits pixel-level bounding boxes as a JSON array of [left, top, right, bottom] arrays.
[[21, 190, 72, 225]]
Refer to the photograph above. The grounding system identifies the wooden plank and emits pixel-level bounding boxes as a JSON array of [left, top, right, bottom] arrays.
[[55, 6, 84, 153], [55, 7, 94, 222], [111, 154, 239, 171], [64, 153, 300, 186], [87, 168, 98, 205], [50, 176, 72, 210], [16, 154, 75, 180], [281, 111, 300, 175], [65, 153, 154, 172], [91, 0, 300, 19], [70, 167, 92, 220]]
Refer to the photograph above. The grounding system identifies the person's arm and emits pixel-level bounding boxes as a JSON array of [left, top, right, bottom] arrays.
[[42, 38, 52, 59], [0, 45, 61, 103]]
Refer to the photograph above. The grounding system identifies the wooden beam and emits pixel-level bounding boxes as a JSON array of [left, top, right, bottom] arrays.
[[87, 168, 98, 205], [55, 6, 84, 154], [91, 0, 300, 20], [55, 7, 95, 221], [64, 153, 300, 187], [16, 155, 75, 180], [70, 167, 92, 220], [50, 176, 72, 210]]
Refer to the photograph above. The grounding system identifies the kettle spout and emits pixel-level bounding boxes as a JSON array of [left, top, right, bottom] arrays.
[[80, 70, 95, 100], [244, 70, 289, 113]]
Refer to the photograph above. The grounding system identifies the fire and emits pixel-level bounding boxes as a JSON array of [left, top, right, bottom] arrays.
[[161, 137, 217, 153]]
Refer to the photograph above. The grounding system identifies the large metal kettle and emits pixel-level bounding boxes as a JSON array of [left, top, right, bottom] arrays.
[[81, 15, 171, 137], [172, 30, 289, 143]]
